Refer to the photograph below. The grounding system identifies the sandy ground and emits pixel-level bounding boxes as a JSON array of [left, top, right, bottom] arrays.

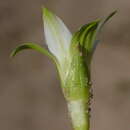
[[0, 0, 130, 130]]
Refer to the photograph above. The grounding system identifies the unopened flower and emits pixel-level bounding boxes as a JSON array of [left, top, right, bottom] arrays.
[[11, 8, 116, 130]]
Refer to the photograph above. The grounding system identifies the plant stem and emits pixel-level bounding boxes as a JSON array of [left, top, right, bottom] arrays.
[[59, 50, 92, 130], [67, 99, 90, 130]]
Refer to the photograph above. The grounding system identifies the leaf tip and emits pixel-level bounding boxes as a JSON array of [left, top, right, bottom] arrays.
[[42, 7, 54, 19], [10, 50, 16, 58], [109, 10, 117, 18], [10, 45, 25, 58]]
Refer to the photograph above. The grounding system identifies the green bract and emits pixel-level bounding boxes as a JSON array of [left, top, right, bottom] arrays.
[[11, 8, 116, 130]]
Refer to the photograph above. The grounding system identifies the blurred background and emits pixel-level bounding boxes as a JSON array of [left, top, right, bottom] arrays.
[[0, 0, 130, 130]]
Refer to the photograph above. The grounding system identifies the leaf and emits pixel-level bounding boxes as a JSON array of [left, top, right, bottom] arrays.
[[92, 11, 117, 42], [10, 42, 54, 60], [43, 8, 72, 63], [79, 21, 99, 51], [71, 21, 100, 57], [71, 11, 117, 65]]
